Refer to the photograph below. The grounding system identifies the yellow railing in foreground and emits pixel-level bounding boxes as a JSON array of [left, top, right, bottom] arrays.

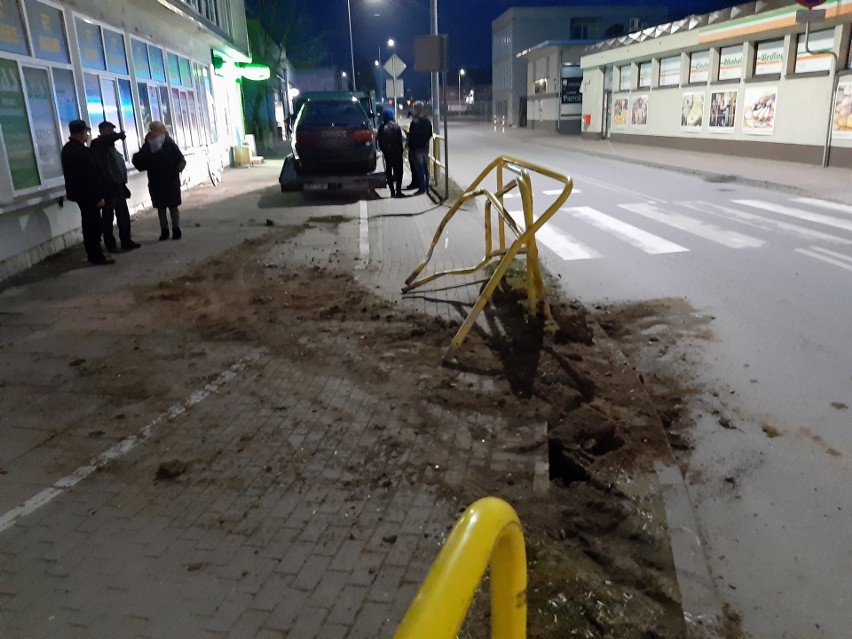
[[394, 497, 527, 639], [402, 155, 573, 360]]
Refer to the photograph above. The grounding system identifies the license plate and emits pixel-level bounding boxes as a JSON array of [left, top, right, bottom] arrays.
[[304, 183, 326, 191]]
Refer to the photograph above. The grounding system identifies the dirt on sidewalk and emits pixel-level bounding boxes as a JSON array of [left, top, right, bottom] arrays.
[[2, 213, 741, 638]]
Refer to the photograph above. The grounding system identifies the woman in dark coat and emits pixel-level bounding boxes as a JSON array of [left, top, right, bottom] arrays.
[[132, 121, 186, 240]]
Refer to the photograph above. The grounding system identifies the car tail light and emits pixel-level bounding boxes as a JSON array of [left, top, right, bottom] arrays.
[[350, 130, 373, 143]]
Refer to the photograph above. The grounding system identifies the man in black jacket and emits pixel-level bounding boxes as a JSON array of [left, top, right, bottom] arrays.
[[406, 101, 433, 194], [61, 120, 114, 265], [91, 121, 141, 252]]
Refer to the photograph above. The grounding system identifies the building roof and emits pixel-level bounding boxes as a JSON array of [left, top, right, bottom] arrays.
[[517, 40, 598, 59], [582, 0, 789, 54]]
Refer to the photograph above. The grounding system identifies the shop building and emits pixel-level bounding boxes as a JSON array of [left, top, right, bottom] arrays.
[[492, 5, 667, 128], [579, 0, 852, 167], [0, 0, 251, 279]]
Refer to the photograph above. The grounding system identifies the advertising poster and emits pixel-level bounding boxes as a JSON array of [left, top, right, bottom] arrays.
[[681, 92, 704, 131], [612, 97, 628, 128], [742, 86, 777, 135], [0, 57, 40, 190], [832, 81, 852, 138], [709, 90, 737, 132], [631, 94, 648, 127]]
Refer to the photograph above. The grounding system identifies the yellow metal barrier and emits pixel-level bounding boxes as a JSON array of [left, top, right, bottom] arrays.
[[394, 497, 527, 639], [402, 155, 573, 359], [430, 134, 446, 192]]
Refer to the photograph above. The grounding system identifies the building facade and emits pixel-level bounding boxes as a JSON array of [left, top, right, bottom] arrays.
[[0, 0, 251, 280], [579, 0, 852, 167], [492, 5, 667, 128]]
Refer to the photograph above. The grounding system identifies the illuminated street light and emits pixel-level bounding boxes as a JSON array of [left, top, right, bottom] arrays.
[[458, 68, 465, 112]]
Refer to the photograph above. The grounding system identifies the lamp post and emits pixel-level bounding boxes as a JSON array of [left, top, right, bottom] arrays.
[[341, 71, 348, 91], [346, 0, 357, 91], [458, 68, 465, 113]]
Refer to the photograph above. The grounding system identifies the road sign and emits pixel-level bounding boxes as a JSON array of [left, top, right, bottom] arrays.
[[383, 54, 406, 79], [385, 79, 404, 99], [796, 0, 826, 7], [796, 8, 826, 22]]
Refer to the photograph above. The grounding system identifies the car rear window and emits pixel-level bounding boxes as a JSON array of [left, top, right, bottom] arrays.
[[300, 101, 369, 127]]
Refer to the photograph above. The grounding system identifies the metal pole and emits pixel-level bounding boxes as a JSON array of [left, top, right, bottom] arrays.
[[442, 71, 448, 199], [392, 57, 397, 112], [347, 0, 356, 91], [430, 0, 440, 133], [803, 20, 838, 167], [378, 45, 382, 101]]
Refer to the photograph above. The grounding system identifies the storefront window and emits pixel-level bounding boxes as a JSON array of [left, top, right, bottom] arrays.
[[149, 45, 166, 82], [638, 61, 651, 88], [689, 51, 709, 83], [718, 44, 743, 81], [22, 65, 62, 180], [0, 58, 39, 190], [795, 29, 833, 73], [755, 38, 783, 76], [25, 1, 69, 64], [0, 0, 30, 56], [52, 67, 78, 126], [618, 64, 631, 91], [104, 29, 128, 75], [659, 55, 681, 87], [76, 18, 106, 71], [167, 52, 181, 86], [132, 38, 150, 79]]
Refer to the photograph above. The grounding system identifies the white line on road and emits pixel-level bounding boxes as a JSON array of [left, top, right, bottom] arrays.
[[356, 200, 369, 270], [0, 349, 266, 534], [508, 210, 600, 261], [734, 199, 852, 233], [795, 246, 852, 273], [792, 197, 852, 217], [620, 203, 765, 249], [565, 206, 689, 255], [681, 201, 852, 245]]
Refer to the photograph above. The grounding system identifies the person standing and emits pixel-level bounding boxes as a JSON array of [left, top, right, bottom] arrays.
[[91, 121, 141, 251], [132, 121, 186, 240], [60, 119, 114, 265], [406, 101, 433, 195], [376, 108, 405, 198]]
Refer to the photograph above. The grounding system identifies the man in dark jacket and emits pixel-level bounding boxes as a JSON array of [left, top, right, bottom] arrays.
[[132, 121, 186, 240], [60, 119, 114, 265], [91, 121, 141, 251], [376, 108, 405, 198], [406, 101, 433, 194]]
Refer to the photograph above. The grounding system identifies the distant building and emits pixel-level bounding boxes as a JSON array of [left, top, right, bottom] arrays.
[[492, 5, 667, 128], [579, 0, 852, 167], [0, 0, 253, 279]]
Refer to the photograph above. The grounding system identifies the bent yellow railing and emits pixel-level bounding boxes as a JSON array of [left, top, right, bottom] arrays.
[[402, 155, 573, 359], [394, 497, 527, 639]]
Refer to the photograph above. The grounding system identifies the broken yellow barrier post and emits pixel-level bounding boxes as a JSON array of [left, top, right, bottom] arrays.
[[394, 497, 527, 639]]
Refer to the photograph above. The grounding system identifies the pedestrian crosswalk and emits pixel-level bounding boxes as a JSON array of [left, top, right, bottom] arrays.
[[502, 194, 852, 276]]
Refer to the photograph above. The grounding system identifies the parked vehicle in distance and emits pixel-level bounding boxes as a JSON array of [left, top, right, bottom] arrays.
[[292, 96, 377, 176]]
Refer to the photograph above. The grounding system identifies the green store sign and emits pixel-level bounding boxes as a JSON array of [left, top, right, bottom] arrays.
[[0, 57, 39, 190]]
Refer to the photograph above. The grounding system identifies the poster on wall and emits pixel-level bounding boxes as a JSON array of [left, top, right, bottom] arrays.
[[612, 97, 629, 128], [709, 90, 737, 132], [681, 92, 704, 131], [742, 86, 777, 135], [832, 81, 852, 139], [631, 94, 648, 127]]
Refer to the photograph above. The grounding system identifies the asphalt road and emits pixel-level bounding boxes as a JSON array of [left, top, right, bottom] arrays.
[[448, 122, 852, 639]]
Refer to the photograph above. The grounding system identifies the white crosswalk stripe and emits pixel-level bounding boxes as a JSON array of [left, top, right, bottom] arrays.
[[681, 201, 852, 244], [508, 210, 600, 260], [795, 246, 852, 272], [500, 197, 852, 266], [734, 199, 852, 233], [792, 197, 852, 217], [563, 206, 689, 255], [620, 203, 765, 248]]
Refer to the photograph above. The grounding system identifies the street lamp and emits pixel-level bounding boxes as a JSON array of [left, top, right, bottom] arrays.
[[341, 71, 348, 91], [458, 68, 465, 113], [346, 0, 357, 91]]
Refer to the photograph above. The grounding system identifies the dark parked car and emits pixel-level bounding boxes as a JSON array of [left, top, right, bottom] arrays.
[[292, 97, 377, 175]]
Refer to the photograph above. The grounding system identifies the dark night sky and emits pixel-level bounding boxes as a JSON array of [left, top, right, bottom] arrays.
[[322, 0, 746, 97]]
